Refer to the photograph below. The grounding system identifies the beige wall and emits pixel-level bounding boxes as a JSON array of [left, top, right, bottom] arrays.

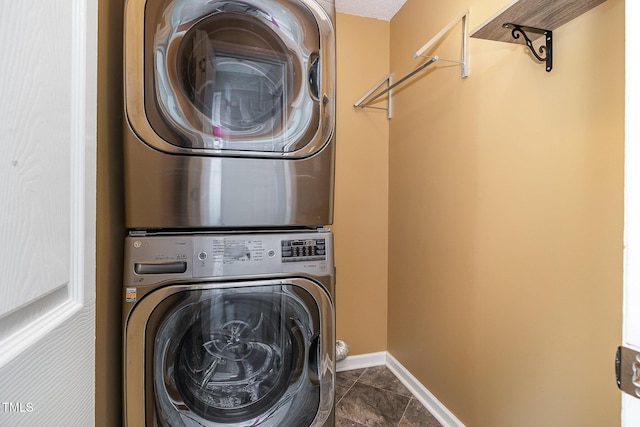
[[387, 1, 624, 426], [333, 13, 390, 355]]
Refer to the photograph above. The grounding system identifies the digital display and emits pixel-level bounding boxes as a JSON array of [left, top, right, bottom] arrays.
[[291, 239, 316, 246]]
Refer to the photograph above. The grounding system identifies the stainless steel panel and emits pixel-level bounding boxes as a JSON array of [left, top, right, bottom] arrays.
[[122, 230, 335, 290], [124, 128, 335, 228]]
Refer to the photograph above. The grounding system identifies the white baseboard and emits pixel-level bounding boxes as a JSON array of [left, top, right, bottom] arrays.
[[386, 353, 465, 427], [336, 351, 465, 427], [336, 351, 387, 372]]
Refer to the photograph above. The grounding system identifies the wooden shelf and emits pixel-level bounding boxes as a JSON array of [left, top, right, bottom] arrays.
[[471, 0, 607, 43]]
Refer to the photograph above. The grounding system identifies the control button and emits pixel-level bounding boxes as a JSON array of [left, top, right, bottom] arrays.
[[198, 251, 207, 261], [267, 249, 276, 258]]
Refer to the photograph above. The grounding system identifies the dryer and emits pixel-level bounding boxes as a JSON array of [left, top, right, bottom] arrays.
[[123, 229, 335, 426], [123, 0, 336, 229]]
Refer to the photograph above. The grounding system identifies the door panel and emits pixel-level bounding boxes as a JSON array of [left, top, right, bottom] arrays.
[[623, 1, 640, 424], [0, 0, 97, 424]]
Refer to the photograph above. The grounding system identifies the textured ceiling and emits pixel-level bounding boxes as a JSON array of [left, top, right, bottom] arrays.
[[335, 0, 407, 21]]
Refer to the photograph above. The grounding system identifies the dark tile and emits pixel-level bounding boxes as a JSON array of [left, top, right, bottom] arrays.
[[358, 366, 412, 397], [337, 368, 366, 383], [336, 381, 410, 427], [336, 368, 365, 402], [336, 416, 368, 427], [336, 378, 353, 403], [398, 398, 442, 427]]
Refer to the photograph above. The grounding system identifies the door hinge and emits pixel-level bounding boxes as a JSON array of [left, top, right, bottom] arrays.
[[616, 346, 640, 399]]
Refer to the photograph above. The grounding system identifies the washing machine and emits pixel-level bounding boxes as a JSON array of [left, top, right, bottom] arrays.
[[123, 229, 335, 426], [123, 0, 336, 230]]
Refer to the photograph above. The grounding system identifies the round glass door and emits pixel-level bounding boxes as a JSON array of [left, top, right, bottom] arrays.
[[151, 284, 322, 426], [142, 0, 334, 155]]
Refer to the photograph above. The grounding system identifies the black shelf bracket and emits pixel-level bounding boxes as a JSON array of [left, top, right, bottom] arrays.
[[503, 23, 553, 72]]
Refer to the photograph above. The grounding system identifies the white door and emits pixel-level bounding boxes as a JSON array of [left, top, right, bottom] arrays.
[[0, 0, 97, 425], [622, 1, 640, 425]]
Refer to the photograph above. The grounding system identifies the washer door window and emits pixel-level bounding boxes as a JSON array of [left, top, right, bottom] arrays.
[[132, 0, 335, 156], [149, 284, 325, 426]]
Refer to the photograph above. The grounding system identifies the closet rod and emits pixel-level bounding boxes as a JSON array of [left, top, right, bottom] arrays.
[[354, 56, 439, 108]]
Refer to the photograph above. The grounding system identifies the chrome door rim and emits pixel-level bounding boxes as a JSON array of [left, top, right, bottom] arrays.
[[124, 278, 335, 426], [124, 0, 335, 159]]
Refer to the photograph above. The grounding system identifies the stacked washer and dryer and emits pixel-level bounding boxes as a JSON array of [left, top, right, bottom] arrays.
[[121, 0, 337, 426]]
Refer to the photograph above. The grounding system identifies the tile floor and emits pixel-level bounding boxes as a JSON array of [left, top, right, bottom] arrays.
[[335, 366, 443, 427]]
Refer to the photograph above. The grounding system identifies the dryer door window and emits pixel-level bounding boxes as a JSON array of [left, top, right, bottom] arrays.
[[149, 284, 326, 426], [140, 0, 335, 157]]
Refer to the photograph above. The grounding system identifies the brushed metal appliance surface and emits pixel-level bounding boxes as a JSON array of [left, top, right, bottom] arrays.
[[124, 0, 336, 230], [123, 229, 336, 426]]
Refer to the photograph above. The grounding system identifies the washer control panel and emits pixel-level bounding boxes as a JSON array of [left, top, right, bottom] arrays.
[[125, 230, 334, 282]]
